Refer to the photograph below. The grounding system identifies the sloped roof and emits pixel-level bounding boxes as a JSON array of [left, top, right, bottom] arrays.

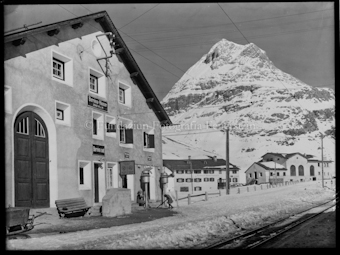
[[261, 152, 313, 160], [4, 11, 171, 126], [163, 158, 239, 171], [256, 162, 287, 170]]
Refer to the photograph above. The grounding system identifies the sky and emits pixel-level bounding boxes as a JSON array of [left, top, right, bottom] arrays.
[[4, 2, 335, 101]]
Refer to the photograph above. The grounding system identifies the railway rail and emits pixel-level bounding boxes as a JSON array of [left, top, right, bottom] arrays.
[[205, 197, 337, 249]]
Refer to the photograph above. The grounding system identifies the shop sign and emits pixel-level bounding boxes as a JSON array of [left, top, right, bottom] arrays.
[[120, 161, 135, 175], [93, 144, 105, 156], [88, 95, 108, 112]]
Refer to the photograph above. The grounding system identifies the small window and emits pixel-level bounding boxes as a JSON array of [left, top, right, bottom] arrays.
[[52, 51, 73, 86], [194, 186, 202, 191], [90, 75, 98, 93], [53, 58, 64, 80], [119, 118, 133, 147], [78, 161, 91, 190], [210, 178, 214, 182], [92, 111, 104, 140], [318, 163, 320, 167], [143, 129, 155, 150], [176, 170, 184, 174], [185, 170, 192, 174], [194, 170, 201, 174], [177, 178, 184, 183], [186, 178, 192, 182], [270, 172, 273, 176], [118, 82, 132, 107], [233, 171, 237, 174], [105, 115, 116, 138], [180, 187, 189, 192], [194, 178, 201, 182], [107, 167, 113, 188], [55, 101, 71, 126], [35, 119, 45, 138], [283, 172, 286, 176], [204, 178, 209, 182], [249, 173, 252, 178], [260, 172, 263, 177], [233, 178, 238, 182], [277, 172, 280, 176]]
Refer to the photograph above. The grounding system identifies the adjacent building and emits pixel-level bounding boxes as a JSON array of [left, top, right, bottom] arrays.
[[5, 11, 172, 208], [245, 152, 334, 184]]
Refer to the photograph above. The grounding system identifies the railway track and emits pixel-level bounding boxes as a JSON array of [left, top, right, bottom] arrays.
[[205, 197, 337, 249]]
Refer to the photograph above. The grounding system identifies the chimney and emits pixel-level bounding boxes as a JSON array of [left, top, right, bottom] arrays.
[[213, 156, 217, 162]]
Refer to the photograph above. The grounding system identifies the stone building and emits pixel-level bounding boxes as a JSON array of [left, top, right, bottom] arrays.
[[4, 11, 171, 208]]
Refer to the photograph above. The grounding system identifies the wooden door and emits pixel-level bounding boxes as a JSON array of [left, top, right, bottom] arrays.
[[14, 112, 49, 208]]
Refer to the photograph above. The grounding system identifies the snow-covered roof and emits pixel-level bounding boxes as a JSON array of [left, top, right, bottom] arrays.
[[257, 161, 286, 170], [203, 164, 239, 170]]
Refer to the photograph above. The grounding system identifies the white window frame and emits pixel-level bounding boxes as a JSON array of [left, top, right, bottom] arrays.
[[118, 82, 132, 108], [177, 178, 184, 183], [89, 68, 106, 99], [51, 50, 73, 86], [92, 111, 104, 140], [5, 85, 12, 114], [118, 117, 133, 148], [78, 160, 92, 190], [105, 115, 116, 138], [55, 101, 71, 126]]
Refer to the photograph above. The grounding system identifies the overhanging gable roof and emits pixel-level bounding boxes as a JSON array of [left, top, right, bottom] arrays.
[[163, 159, 240, 171], [5, 11, 172, 126]]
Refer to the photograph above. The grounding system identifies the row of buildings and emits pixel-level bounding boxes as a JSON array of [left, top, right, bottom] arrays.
[[4, 11, 334, 209]]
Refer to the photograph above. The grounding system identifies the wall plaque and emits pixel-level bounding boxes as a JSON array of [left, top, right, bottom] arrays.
[[88, 95, 108, 112], [124, 152, 129, 158], [120, 161, 135, 175], [93, 144, 105, 156]]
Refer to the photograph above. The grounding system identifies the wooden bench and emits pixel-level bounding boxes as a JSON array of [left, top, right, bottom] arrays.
[[55, 197, 91, 218]]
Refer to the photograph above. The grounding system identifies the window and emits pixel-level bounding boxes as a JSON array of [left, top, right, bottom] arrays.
[[249, 173, 252, 178], [55, 101, 71, 126], [210, 178, 214, 182], [105, 115, 116, 138], [310, 165, 315, 176], [16, 116, 29, 135], [35, 119, 45, 138], [194, 178, 201, 182], [204, 178, 209, 182], [176, 170, 184, 174], [219, 170, 222, 174], [180, 187, 189, 192], [277, 172, 280, 176], [185, 170, 192, 174], [107, 167, 113, 188], [177, 178, 184, 183], [298, 165, 304, 176], [260, 172, 263, 177], [119, 118, 133, 147], [270, 172, 273, 176], [186, 178, 192, 182], [78, 161, 91, 190], [233, 178, 238, 182], [318, 163, 320, 167], [194, 187, 202, 191], [194, 170, 201, 174], [118, 82, 132, 107], [89, 68, 106, 98], [143, 128, 155, 151], [290, 165, 296, 176], [283, 172, 286, 176], [90, 75, 98, 93], [233, 171, 237, 174], [52, 51, 73, 86], [53, 58, 64, 80], [92, 111, 104, 140], [204, 170, 214, 174]]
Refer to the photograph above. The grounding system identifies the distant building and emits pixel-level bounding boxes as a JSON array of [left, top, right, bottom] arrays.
[[245, 152, 334, 184], [163, 156, 240, 196]]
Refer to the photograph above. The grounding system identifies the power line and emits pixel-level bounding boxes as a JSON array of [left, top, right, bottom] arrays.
[[217, 2, 250, 44], [118, 4, 159, 30]]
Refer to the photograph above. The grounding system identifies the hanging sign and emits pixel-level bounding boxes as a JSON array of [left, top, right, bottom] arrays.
[[88, 95, 108, 112], [93, 144, 105, 156], [120, 160, 135, 175]]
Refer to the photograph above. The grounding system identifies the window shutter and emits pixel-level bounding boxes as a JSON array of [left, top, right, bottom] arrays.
[[143, 132, 148, 147], [125, 128, 133, 144], [149, 134, 155, 148]]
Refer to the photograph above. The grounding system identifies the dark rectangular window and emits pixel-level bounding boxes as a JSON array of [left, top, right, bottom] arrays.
[[180, 187, 189, 192], [125, 128, 133, 144], [53, 58, 64, 80], [56, 109, 64, 120], [79, 167, 84, 185], [119, 88, 125, 103], [90, 75, 98, 93], [93, 118, 97, 135], [107, 123, 116, 133]]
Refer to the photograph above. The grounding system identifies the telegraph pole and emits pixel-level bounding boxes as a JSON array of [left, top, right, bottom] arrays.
[[321, 133, 324, 188], [225, 129, 230, 195]]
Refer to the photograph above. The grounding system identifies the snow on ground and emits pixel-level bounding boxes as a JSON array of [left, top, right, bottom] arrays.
[[7, 181, 335, 250]]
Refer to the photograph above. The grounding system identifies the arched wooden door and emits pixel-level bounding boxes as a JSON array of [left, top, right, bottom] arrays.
[[14, 111, 49, 208]]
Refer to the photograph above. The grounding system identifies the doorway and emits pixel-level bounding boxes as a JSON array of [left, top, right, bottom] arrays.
[[14, 111, 49, 208]]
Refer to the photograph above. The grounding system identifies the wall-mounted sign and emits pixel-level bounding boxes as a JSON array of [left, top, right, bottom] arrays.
[[120, 161, 135, 175], [147, 156, 152, 161], [88, 95, 108, 112], [124, 152, 129, 158], [93, 144, 105, 156]]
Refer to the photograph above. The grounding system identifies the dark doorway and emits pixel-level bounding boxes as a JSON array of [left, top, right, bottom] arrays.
[[14, 111, 49, 208], [94, 163, 100, 203]]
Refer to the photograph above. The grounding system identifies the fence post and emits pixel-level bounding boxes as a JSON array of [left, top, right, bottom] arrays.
[[238, 188, 240, 194], [205, 192, 208, 201], [219, 189, 221, 196], [188, 193, 191, 205], [175, 190, 179, 208]]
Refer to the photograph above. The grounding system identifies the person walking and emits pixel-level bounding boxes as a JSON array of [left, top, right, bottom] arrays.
[[164, 193, 173, 209]]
